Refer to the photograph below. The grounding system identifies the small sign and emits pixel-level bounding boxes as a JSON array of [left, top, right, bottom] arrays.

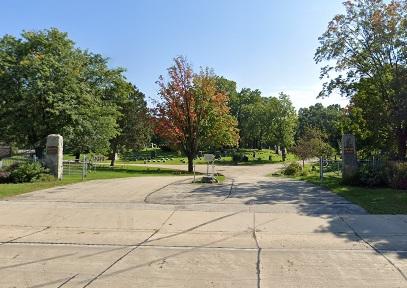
[[47, 146, 59, 155], [343, 136, 355, 154], [203, 154, 215, 162]]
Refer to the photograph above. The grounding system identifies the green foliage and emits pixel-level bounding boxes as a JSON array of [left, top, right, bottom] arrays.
[[283, 161, 302, 176], [9, 162, 49, 183], [292, 128, 335, 162], [386, 162, 407, 190], [284, 166, 407, 214], [358, 163, 386, 187], [231, 90, 297, 149], [109, 83, 151, 166], [297, 103, 343, 151], [232, 153, 248, 163], [0, 171, 11, 183], [0, 28, 129, 155], [315, 0, 407, 159]]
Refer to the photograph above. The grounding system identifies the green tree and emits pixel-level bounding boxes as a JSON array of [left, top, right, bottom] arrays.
[[315, 0, 407, 159], [109, 83, 151, 166], [239, 98, 267, 148], [297, 103, 343, 151], [293, 128, 335, 168], [0, 28, 125, 157], [270, 93, 297, 151]]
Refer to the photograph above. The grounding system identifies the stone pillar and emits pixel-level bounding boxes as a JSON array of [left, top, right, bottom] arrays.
[[45, 134, 63, 179], [342, 134, 358, 183]]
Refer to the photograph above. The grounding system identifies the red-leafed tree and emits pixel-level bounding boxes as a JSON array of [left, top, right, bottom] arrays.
[[154, 56, 239, 172]]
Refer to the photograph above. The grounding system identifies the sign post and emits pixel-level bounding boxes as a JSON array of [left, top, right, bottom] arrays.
[[202, 154, 216, 183]]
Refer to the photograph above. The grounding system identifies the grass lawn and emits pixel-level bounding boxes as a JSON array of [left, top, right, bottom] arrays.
[[87, 148, 297, 166], [0, 165, 193, 200], [277, 164, 407, 214]]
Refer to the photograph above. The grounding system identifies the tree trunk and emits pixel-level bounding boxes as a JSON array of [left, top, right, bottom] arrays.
[[187, 154, 194, 173], [35, 147, 44, 159], [302, 159, 305, 169], [110, 146, 117, 167], [397, 130, 407, 160], [75, 152, 80, 162], [110, 154, 116, 167]]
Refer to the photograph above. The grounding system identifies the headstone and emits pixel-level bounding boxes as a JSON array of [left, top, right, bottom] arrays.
[[342, 134, 358, 183], [45, 134, 63, 179]]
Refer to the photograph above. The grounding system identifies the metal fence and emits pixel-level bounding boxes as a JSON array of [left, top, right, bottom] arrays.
[[318, 157, 387, 182], [0, 152, 36, 170], [63, 155, 91, 179], [62, 155, 108, 180]]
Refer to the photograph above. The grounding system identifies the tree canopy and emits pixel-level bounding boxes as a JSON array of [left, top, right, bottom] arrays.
[[154, 56, 239, 171], [315, 0, 407, 159], [0, 28, 151, 158], [297, 103, 343, 151]]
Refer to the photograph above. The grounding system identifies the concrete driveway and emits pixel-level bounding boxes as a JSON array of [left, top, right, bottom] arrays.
[[0, 164, 406, 287]]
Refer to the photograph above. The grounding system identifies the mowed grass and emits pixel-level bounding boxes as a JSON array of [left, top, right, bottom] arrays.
[[0, 165, 193, 199], [99, 148, 297, 166], [281, 164, 407, 214]]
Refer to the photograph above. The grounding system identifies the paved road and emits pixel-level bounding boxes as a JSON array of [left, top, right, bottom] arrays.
[[0, 164, 406, 287]]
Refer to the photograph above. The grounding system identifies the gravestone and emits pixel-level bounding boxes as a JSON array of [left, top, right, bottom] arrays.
[[342, 134, 358, 183], [45, 134, 63, 179]]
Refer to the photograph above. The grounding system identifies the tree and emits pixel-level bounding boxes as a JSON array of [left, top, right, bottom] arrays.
[[315, 0, 407, 159], [0, 28, 126, 157], [270, 93, 297, 151], [239, 98, 268, 148], [297, 103, 343, 151], [292, 138, 314, 169], [154, 56, 239, 172], [293, 128, 335, 168], [109, 83, 151, 166], [229, 88, 262, 146]]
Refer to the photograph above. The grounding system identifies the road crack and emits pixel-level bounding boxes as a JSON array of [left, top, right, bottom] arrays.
[[252, 209, 262, 288], [81, 210, 176, 287], [339, 216, 407, 281]]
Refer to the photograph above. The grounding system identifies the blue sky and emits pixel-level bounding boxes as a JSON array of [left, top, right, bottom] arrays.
[[1, 0, 349, 109]]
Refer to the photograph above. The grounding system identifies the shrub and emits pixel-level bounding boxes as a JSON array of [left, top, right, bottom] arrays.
[[232, 153, 249, 163], [283, 161, 302, 176], [357, 163, 386, 187], [9, 162, 49, 183], [0, 171, 11, 183], [300, 169, 309, 177], [4, 163, 19, 172], [385, 162, 407, 190]]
